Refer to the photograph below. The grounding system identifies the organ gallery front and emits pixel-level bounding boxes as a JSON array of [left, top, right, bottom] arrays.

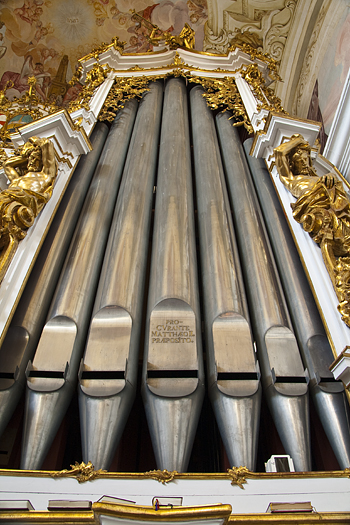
[[0, 34, 349, 521]]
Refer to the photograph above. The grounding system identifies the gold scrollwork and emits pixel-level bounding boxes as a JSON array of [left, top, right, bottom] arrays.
[[227, 466, 250, 489], [148, 23, 195, 50], [98, 75, 153, 122], [242, 63, 286, 115], [145, 469, 178, 484], [229, 41, 281, 83], [51, 461, 107, 483], [0, 137, 57, 283], [68, 63, 111, 112], [188, 75, 253, 134], [275, 135, 350, 327], [79, 37, 126, 63], [99, 72, 252, 135]]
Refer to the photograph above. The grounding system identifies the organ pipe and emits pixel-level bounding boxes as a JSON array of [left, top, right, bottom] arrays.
[[0, 124, 108, 439], [243, 139, 350, 469], [216, 111, 311, 472], [190, 85, 261, 470], [21, 103, 138, 470], [79, 83, 164, 470], [142, 78, 205, 472]]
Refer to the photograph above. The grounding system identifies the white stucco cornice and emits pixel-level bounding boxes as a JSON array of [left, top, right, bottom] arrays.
[[80, 47, 269, 79]]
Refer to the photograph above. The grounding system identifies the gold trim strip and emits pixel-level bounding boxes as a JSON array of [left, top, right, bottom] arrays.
[[0, 468, 349, 480], [0, 510, 349, 524], [54, 150, 72, 169], [227, 513, 350, 524], [0, 511, 94, 523], [93, 503, 232, 523]]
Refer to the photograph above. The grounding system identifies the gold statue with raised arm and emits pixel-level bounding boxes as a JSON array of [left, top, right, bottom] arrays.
[[0, 137, 57, 282], [148, 22, 195, 50], [274, 134, 350, 327]]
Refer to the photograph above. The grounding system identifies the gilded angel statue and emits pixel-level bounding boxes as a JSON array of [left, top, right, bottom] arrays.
[[0, 137, 57, 282], [148, 22, 195, 50], [274, 134, 350, 327]]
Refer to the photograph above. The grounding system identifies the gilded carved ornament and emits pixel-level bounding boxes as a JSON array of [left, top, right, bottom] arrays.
[[130, 11, 195, 51], [67, 62, 112, 113], [241, 63, 286, 115], [145, 469, 178, 484], [79, 36, 126, 63], [274, 135, 350, 328], [0, 137, 57, 283], [99, 71, 252, 134], [51, 461, 107, 483], [226, 466, 250, 489]]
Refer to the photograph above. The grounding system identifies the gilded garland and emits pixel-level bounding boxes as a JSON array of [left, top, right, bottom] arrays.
[[275, 135, 350, 327], [99, 72, 253, 134]]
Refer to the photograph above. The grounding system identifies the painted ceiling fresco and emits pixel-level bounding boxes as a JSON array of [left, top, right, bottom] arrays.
[[0, 0, 208, 107]]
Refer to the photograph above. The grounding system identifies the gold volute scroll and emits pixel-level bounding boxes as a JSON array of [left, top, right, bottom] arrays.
[[274, 134, 350, 327], [51, 461, 107, 483], [0, 137, 57, 283]]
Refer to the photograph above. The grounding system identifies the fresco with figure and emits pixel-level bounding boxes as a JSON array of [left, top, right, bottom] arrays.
[[0, 0, 208, 108]]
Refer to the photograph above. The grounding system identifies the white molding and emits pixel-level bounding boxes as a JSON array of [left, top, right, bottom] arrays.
[[0, 474, 349, 513], [81, 47, 269, 78], [323, 67, 350, 182], [251, 113, 320, 160], [330, 347, 350, 388]]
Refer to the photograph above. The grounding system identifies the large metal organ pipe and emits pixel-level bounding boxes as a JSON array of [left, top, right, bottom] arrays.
[[0, 80, 348, 471], [0, 123, 108, 439], [216, 111, 311, 472], [243, 140, 350, 468], [79, 82, 163, 470], [142, 78, 204, 472], [190, 86, 261, 470], [21, 103, 138, 470]]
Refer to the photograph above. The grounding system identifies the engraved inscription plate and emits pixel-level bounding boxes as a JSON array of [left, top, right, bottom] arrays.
[[147, 298, 198, 397], [148, 299, 197, 371]]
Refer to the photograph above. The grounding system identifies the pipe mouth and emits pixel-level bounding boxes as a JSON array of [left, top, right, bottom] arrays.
[[147, 370, 199, 397]]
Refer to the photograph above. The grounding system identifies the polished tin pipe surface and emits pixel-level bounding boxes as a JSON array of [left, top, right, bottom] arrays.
[[190, 85, 261, 470], [244, 138, 350, 469], [0, 123, 108, 439], [142, 78, 204, 472], [216, 111, 311, 472], [21, 104, 138, 470], [79, 83, 164, 470]]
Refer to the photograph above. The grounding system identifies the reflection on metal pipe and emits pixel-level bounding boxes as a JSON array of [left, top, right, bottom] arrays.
[[243, 139, 350, 469], [142, 78, 204, 472], [216, 111, 311, 472], [190, 86, 261, 470], [0, 123, 108, 439], [21, 103, 138, 470], [79, 82, 164, 470]]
